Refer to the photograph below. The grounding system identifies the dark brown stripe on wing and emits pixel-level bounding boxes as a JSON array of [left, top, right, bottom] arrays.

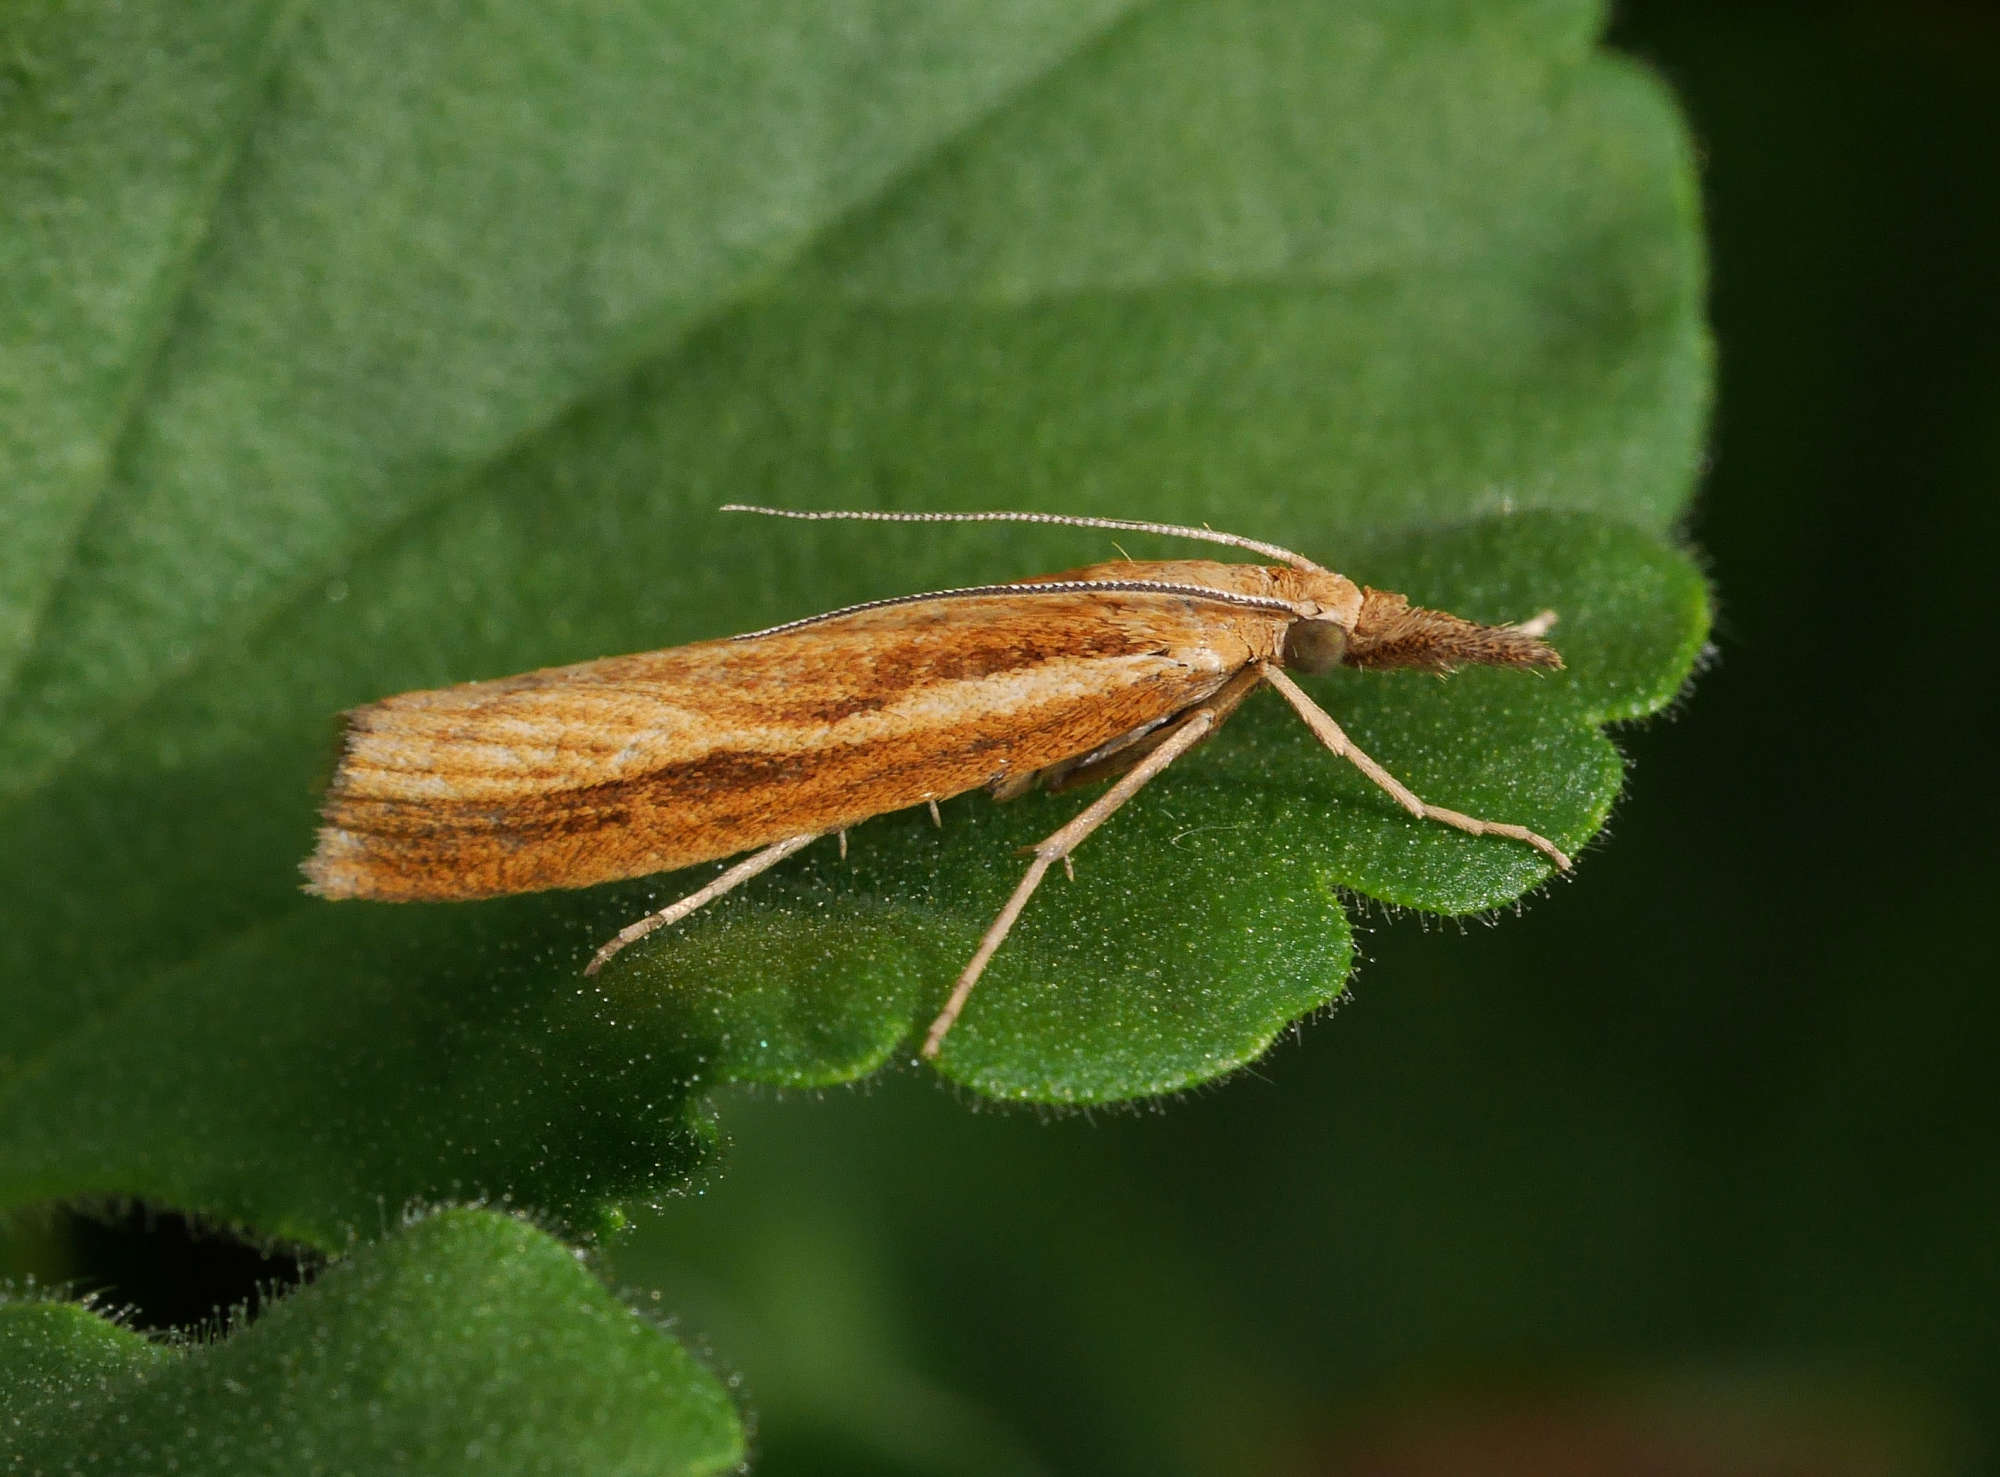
[[313, 676, 1195, 900]]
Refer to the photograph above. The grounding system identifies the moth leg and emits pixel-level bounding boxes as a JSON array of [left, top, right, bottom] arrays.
[[992, 673, 1262, 802], [1258, 662, 1572, 870], [921, 667, 1263, 1059], [1043, 672, 1263, 795], [584, 832, 820, 976]]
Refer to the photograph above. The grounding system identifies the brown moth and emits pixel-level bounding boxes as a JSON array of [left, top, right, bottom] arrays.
[[304, 507, 1568, 1058]]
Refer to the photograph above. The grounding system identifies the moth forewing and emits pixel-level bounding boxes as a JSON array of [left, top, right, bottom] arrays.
[[304, 569, 1302, 905], [303, 507, 1569, 1060]]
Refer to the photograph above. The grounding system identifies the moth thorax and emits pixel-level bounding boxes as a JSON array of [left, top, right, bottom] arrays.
[[1281, 617, 1350, 674]]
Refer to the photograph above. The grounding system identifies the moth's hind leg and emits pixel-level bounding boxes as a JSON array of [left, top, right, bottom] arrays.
[[585, 832, 821, 976], [922, 667, 1264, 1059]]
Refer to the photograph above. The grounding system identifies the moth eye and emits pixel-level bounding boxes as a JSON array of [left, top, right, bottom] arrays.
[[1282, 618, 1349, 674]]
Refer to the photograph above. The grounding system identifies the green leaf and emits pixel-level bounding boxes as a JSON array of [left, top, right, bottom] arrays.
[[0, 0, 1707, 1243], [0, 1, 299, 694], [2, 1207, 744, 1475], [0, 0, 1138, 794], [0, 1298, 170, 1430]]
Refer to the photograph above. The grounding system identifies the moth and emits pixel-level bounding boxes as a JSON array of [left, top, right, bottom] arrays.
[[304, 506, 1569, 1058]]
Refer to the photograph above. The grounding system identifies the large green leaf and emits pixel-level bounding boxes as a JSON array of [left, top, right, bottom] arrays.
[[0, 1, 299, 694], [1, 1208, 743, 1474], [0, 0, 1706, 1248]]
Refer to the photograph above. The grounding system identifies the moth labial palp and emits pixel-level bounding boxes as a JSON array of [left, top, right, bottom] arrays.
[[301, 505, 1571, 1061]]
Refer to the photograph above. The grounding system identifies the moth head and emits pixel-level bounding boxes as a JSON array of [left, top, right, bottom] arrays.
[[1271, 568, 1364, 673], [1280, 615, 1352, 674]]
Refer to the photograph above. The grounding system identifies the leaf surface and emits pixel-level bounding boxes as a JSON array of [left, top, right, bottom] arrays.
[[0, 0, 1707, 1243], [1, 1208, 743, 1475]]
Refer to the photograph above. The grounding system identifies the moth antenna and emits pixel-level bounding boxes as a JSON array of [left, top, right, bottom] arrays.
[[733, 578, 1313, 641], [720, 504, 1327, 574]]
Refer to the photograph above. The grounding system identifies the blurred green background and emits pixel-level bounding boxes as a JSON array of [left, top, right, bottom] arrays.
[[11, 3, 1996, 1473], [600, 6, 2000, 1472]]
